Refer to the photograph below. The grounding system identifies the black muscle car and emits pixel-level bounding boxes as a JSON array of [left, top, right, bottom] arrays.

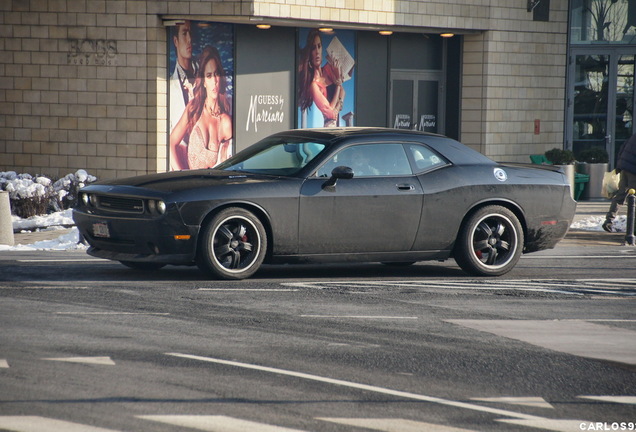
[[73, 128, 576, 279]]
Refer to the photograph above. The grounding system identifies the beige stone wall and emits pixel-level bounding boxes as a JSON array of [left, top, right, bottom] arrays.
[[1, 0, 167, 179], [1, 0, 569, 180], [461, 1, 568, 162]]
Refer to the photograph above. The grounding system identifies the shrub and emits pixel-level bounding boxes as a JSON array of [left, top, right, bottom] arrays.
[[577, 147, 609, 164], [545, 148, 576, 165], [0, 170, 97, 219]]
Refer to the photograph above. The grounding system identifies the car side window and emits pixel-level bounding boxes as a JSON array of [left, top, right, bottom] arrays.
[[407, 144, 449, 172], [316, 144, 412, 177]]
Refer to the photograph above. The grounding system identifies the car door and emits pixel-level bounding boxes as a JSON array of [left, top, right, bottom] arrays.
[[298, 143, 423, 254]]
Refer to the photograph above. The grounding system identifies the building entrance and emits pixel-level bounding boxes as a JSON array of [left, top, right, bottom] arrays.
[[390, 69, 445, 134], [567, 49, 635, 166]]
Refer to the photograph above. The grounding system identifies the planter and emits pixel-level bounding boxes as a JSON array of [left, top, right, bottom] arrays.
[[576, 163, 609, 200], [557, 164, 576, 199]]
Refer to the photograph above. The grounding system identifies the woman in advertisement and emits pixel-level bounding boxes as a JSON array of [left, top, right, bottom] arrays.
[[170, 46, 232, 169], [297, 29, 347, 127]]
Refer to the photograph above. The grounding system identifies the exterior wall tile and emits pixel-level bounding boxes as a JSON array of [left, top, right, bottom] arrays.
[[1, 0, 570, 178]]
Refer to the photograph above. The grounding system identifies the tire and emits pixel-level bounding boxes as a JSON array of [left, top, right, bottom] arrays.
[[196, 208, 267, 280], [454, 205, 523, 276], [119, 261, 166, 271]]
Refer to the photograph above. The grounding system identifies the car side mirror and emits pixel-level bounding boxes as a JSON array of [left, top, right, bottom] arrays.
[[322, 165, 354, 190]]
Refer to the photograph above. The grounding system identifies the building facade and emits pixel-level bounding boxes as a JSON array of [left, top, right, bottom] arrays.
[[567, 0, 636, 164], [0, 0, 611, 180]]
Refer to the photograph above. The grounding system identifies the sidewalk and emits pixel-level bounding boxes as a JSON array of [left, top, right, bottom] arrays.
[[565, 200, 625, 246], [8, 201, 625, 248]]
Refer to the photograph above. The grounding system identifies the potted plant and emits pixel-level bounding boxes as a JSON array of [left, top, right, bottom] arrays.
[[576, 146, 609, 200], [545, 148, 576, 165], [545, 148, 576, 198]]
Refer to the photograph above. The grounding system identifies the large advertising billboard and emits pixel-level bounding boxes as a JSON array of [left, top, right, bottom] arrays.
[[168, 21, 234, 170], [297, 29, 355, 128]]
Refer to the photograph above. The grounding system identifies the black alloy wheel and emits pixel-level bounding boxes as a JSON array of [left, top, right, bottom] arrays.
[[197, 208, 267, 280], [454, 205, 523, 276]]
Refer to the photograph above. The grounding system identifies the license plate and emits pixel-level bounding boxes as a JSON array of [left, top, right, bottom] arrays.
[[93, 222, 110, 238]]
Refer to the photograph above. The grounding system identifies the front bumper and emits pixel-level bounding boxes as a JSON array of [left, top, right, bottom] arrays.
[[73, 208, 199, 265]]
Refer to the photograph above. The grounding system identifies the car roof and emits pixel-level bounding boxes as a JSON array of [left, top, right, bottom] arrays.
[[269, 127, 494, 166], [269, 127, 445, 142]]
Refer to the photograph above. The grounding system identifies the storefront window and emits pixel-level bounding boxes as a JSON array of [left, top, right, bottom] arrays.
[[570, 0, 636, 44]]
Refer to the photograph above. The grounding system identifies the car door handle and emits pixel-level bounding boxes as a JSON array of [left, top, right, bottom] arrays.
[[397, 184, 415, 191]]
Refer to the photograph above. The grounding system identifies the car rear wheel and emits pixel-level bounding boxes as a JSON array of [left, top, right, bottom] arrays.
[[197, 208, 267, 280], [454, 205, 523, 276]]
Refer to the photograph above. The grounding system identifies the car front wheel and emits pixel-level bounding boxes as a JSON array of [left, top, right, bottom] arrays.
[[196, 208, 267, 280], [454, 205, 523, 276]]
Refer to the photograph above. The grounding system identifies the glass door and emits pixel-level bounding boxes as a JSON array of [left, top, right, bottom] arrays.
[[615, 54, 634, 162], [568, 49, 635, 167], [390, 70, 444, 134]]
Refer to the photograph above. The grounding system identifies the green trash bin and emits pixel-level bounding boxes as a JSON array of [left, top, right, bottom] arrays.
[[574, 173, 589, 201]]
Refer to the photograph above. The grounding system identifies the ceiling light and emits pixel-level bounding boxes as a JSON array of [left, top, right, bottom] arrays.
[[318, 27, 333, 33], [440, 33, 455, 38], [379, 30, 393, 36], [256, 24, 271, 29]]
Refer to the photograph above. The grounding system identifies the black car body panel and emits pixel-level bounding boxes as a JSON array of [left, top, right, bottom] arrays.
[[73, 128, 576, 278]]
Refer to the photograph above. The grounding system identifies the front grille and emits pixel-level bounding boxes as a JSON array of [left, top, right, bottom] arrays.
[[98, 195, 145, 214]]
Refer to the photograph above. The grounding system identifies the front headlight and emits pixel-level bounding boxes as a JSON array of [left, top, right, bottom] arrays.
[[157, 200, 166, 214], [81, 193, 89, 206], [88, 194, 98, 206], [147, 199, 156, 214]]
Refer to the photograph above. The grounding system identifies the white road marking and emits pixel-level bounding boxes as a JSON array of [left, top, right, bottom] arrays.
[[282, 279, 636, 296], [0, 286, 88, 290], [42, 356, 116, 366], [137, 415, 307, 432], [165, 352, 587, 427], [317, 417, 477, 431], [497, 418, 584, 431], [198, 288, 299, 292], [300, 315, 417, 320], [0, 359, 9, 368], [447, 320, 636, 366], [471, 397, 554, 409], [0, 416, 120, 432], [523, 255, 636, 259], [17, 259, 107, 263], [55, 312, 170, 316], [578, 396, 636, 404]]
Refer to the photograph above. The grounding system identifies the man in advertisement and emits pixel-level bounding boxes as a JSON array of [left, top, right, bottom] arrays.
[[169, 21, 198, 170]]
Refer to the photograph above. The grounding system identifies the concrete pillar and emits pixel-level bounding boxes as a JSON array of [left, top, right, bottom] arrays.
[[0, 191, 15, 246]]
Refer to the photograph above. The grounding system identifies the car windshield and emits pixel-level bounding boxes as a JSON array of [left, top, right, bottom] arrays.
[[216, 138, 327, 176]]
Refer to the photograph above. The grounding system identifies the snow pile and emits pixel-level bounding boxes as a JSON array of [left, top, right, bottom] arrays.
[[0, 226, 85, 252], [570, 215, 626, 233], [0, 170, 97, 218], [0, 208, 86, 252]]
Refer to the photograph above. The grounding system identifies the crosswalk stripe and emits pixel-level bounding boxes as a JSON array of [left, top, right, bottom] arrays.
[[137, 415, 307, 432], [497, 418, 585, 432], [0, 359, 9, 368], [0, 416, 120, 432], [317, 417, 477, 431], [42, 356, 116, 365], [282, 279, 636, 296], [471, 397, 553, 409], [448, 320, 636, 366], [578, 396, 636, 404]]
